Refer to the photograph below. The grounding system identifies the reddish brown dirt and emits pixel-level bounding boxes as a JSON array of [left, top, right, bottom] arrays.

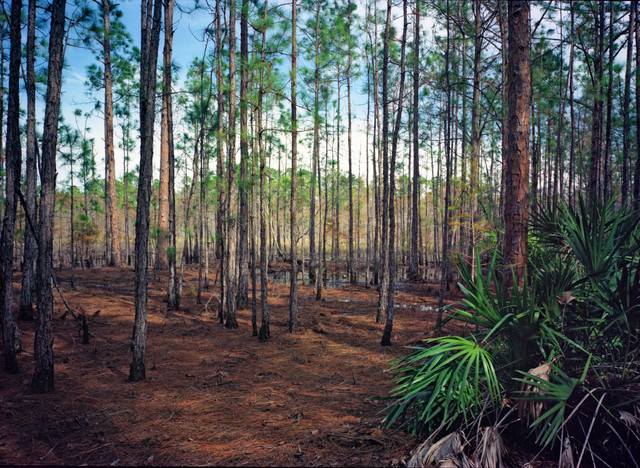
[[0, 266, 459, 466]]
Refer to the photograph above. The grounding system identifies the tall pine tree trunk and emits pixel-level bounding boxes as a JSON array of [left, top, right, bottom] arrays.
[[437, 0, 453, 328], [224, 0, 239, 329], [622, 0, 635, 207], [1, 0, 23, 373], [409, 3, 420, 281], [347, 6, 355, 285], [19, 0, 38, 321], [165, 0, 178, 309], [309, 1, 321, 287], [289, 0, 299, 333], [129, 0, 162, 382], [31, 0, 66, 391], [104, 0, 121, 267], [237, 0, 250, 310], [377, 0, 392, 326], [503, 0, 530, 289], [589, 2, 604, 202], [258, 0, 270, 340], [381, 0, 408, 347]]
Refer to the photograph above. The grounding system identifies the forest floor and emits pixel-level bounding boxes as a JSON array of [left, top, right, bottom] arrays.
[[0, 264, 463, 466]]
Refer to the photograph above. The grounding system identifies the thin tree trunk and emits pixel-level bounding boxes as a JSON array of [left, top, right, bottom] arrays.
[[237, 0, 250, 310], [468, 0, 482, 277], [365, 7, 372, 289], [289, 0, 299, 333], [589, 2, 604, 201], [497, 0, 508, 221], [156, 6, 171, 271], [634, 0, 640, 210], [165, 0, 178, 309], [553, 10, 567, 204], [31, 0, 66, 391], [603, 0, 614, 200], [381, 0, 408, 347], [377, 0, 392, 326], [224, 0, 239, 329], [347, 6, 355, 285], [309, 1, 321, 287], [19, 0, 38, 321], [1, 0, 23, 373], [104, 0, 121, 266], [129, 0, 162, 382], [622, 0, 635, 207], [409, 2, 420, 281], [0, 27, 4, 197], [215, 0, 225, 318], [437, 0, 453, 328], [257, 1, 270, 340], [568, 0, 575, 206]]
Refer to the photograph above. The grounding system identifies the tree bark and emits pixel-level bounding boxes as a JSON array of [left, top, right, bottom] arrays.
[[103, 0, 121, 266], [289, 0, 299, 333], [347, 4, 355, 285], [156, 0, 171, 272], [409, 2, 420, 281], [31, 0, 66, 391], [377, 0, 392, 326], [603, 0, 614, 200], [224, 0, 239, 329], [568, 0, 575, 206], [469, 0, 482, 277], [437, 0, 453, 328], [622, 0, 635, 207], [165, 0, 178, 309], [1, 0, 23, 373], [309, 1, 321, 288], [129, 0, 162, 382], [381, 0, 408, 347], [19, 0, 38, 321], [589, 1, 604, 202], [503, 0, 530, 289], [215, 0, 225, 319], [634, 1, 640, 211], [258, 0, 270, 340], [237, 0, 250, 311]]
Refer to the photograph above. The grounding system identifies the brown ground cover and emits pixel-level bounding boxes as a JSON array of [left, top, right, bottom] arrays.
[[0, 265, 460, 466]]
